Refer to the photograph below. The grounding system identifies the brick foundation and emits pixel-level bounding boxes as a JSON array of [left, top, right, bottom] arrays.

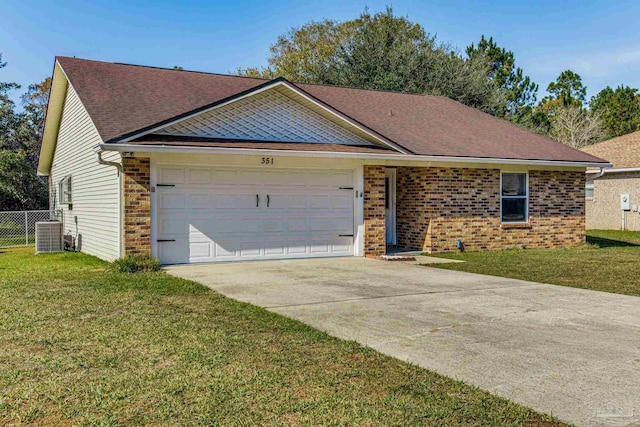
[[122, 157, 151, 256], [393, 167, 585, 253], [363, 165, 386, 256]]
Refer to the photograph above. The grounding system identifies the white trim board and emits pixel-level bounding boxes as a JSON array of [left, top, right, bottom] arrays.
[[102, 143, 610, 169]]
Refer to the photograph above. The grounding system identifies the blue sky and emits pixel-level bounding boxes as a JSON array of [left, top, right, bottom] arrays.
[[2, 0, 640, 104]]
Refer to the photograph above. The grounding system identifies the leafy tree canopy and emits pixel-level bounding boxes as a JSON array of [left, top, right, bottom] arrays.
[[466, 35, 538, 118], [541, 69, 587, 109], [0, 53, 48, 210], [239, 8, 498, 113], [590, 85, 640, 137]]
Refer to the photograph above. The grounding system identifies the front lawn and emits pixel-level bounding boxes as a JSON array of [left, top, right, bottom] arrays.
[[0, 248, 562, 426], [431, 230, 640, 297]]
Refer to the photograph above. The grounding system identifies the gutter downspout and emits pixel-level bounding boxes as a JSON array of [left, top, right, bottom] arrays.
[[95, 146, 123, 259], [591, 167, 606, 179]]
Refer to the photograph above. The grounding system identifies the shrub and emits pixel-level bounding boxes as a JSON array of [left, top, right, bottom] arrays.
[[111, 255, 161, 273]]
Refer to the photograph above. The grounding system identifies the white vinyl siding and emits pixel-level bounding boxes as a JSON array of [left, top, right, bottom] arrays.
[[50, 85, 121, 261]]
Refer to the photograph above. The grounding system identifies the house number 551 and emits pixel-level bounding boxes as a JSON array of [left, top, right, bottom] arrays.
[[261, 157, 274, 165]]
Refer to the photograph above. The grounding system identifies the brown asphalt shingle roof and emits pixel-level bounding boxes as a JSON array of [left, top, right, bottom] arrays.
[[581, 131, 640, 169], [56, 56, 607, 164]]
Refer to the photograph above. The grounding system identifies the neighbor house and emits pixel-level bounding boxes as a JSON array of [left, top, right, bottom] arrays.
[[581, 131, 640, 230], [38, 57, 609, 264]]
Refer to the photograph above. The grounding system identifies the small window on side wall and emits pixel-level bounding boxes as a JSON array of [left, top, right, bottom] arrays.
[[501, 172, 528, 223], [59, 175, 72, 204], [585, 180, 594, 199]]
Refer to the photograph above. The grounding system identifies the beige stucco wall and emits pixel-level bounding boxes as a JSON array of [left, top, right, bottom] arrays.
[[586, 172, 640, 230]]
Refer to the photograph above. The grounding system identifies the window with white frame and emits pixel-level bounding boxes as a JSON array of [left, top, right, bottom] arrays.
[[501, 172, 528, 223], [59, 176, 72, 204], [585, 179, 594, 199]]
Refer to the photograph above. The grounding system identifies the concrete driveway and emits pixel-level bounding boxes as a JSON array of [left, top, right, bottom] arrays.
[[165, 257, 640, 427]]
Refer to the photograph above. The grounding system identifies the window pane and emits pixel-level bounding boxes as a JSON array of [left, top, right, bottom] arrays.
[[502, 173, 526, 196], [502, 198, 527, 222]]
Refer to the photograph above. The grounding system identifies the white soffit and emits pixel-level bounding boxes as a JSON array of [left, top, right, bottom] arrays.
[[152, 86, 374, 146]]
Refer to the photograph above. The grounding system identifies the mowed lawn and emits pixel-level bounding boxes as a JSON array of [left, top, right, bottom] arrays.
[[432, 230, 640, 297], [0, 248, 562, 426]]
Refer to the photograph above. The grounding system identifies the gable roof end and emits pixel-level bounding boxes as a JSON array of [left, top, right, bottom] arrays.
[[37, 61, 69, 176]]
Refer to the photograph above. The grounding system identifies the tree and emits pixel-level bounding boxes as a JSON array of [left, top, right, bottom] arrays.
[[239, 8, 498, 113], [21, 77, 51, 129], [237, 19, 358, 83], [540, 70, 587, 109], [0, 53, 49, 209], [549, 105, 606, 148], [0, 150, 48, 210], [590, 85, 640, 137], [466, 35, 538, 118], [511, 105, 552, 136]]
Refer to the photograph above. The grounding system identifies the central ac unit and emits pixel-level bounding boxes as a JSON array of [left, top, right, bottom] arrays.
[[35, 221, 63, 253]]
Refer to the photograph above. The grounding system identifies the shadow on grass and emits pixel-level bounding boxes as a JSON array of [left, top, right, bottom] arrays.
[[587, 235, 640, 248]]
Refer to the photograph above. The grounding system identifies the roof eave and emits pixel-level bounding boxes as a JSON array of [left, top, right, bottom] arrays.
[[100, 143, 611, 169]]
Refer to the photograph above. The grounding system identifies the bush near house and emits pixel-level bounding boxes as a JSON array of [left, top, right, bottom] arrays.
[[111, 255, 161, 273]]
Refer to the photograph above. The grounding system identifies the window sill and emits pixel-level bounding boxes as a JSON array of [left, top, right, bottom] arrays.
[[501, 222, 531, 230]]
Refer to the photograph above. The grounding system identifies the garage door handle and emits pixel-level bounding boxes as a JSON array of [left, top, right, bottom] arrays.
[[256, 194, 259, 207], [157, 239, 175, 242], [267, 195, 270, 208], [339, 234, 354, 237]]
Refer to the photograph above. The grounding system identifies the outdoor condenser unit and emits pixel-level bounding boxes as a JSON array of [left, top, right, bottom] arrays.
[[35, 221, 63, 254]]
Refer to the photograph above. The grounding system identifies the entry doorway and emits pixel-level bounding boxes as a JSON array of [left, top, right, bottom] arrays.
[[385, 168, 397, 245]]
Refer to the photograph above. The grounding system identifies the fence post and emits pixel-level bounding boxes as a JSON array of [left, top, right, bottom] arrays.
[[25, 211, 29, 246]]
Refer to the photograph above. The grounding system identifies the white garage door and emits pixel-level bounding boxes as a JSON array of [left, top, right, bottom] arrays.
[[156, 165, 355, 264]]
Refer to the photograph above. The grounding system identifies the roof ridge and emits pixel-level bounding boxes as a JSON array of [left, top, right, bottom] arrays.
[[56, 56, 270, 82]]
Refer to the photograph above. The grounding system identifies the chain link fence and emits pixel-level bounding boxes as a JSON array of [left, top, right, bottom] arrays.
[[0, 210, 63, 248]]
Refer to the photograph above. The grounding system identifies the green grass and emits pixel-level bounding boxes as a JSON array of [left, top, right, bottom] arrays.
[[431, 230, 640, 297], [0, 248, 563, 426]]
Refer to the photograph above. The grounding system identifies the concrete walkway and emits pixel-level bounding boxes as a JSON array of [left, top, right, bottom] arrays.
[[165, 257, 640, 426]]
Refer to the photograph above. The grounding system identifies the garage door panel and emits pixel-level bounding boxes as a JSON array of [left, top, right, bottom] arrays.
[[159, 167, 185, 184], [161, 217, 187, 235], [286, 195, 308, 209], [189, 242, 212, 259], [157, 166, 355, 264], [263, 217, 285, 233], [287, 241, 308, 255], [212, 169, 238, 185], [308, 216, 352, 231], [186, 193, 213, 209], [331, 194, 352, 209], [187, 168, 212, 184], [236, 170, 262, 186], [309, 195, 330, 209], [158, 240, 190, 264], [215, 193, 258, 209], [287, 217, 307, 231], [160, 193, 185, 210]]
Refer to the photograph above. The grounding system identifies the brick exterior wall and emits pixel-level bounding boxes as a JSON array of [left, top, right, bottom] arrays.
[[392, 167, 585, 253], [586, 171, 640, 230], [122, 157, 151, 256], [363, 165, 386, 256]]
